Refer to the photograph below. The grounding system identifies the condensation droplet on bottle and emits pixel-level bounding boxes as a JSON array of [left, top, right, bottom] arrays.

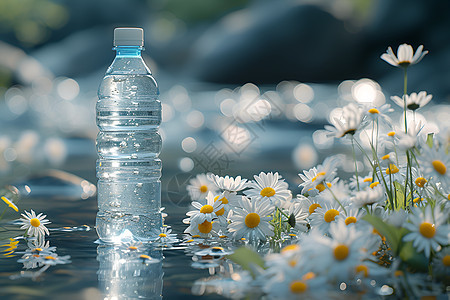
[[120, 141, 127, 148], [134, 143, 140, 148], [132, 215, 140, 222], [133, 170, 139, 175], [131, 154, 138, 159], [136, 183, 143, 188]]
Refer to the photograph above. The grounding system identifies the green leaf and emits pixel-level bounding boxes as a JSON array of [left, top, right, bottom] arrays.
[[393, 181, 405, 210], [426, 133, 434, 148], [226, 246, 265, 277], [399, 241, 428, 272], [362, 214, 403, 254]]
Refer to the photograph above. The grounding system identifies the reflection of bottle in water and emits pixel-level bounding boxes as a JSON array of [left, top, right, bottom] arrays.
[[96, 27, 162, 243], [97, 244, 163, 299]]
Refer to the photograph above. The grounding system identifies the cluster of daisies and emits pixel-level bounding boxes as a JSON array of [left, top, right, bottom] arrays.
[[0, 191, 74, 280], [185, 43, 449, 298]]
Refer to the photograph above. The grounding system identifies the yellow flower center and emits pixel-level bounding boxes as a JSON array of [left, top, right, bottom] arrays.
[[281, 244, 300, 253], [432, 160, 447, 175], [128, 246, 138, 250], [214, 195, 228, 216], [302, 272, 315, 281], [419, 222, 436, 238], [159, 233, 167, 238], [381, 154, 390, 160], [415, 177, 427, 187], [420, 296, 436, 300], [198, 221, 213, 234], [185, 239, 194, 243], [290, 280, 307, 293], [442, 255, 450, 267], [386, 164, 399, 175], [394, 270, 403, 277], [324, 209, 339, 223], [212, 246, 223, 251], [260, 187, 275, 197], [45, 256, 56, 260], [413, 197, 423, 204], [199, 185, 208, 193], [34, 248, 43, 252], [214, 195, 229, 204], [363, 177, 372, 183], [345, 216, 357, 225], [192, 235, 200, 238], [308, 203, 321, 214], [370, 182, 380, 189], [288, 260, 297, 267], [334, 244, 349, 261], [387, 131, 395, 137], [200, 205, 214, 214], [368, 108, 379, 114], [30, 218, 41, 228], [355, 265, 369, 277], [315, 183, 326, 192], [245, 213, 261, 228], [140, 255, 151, 260]]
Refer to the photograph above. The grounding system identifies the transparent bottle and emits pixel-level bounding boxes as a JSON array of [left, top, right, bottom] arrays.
[[96, 28, 162, 243]]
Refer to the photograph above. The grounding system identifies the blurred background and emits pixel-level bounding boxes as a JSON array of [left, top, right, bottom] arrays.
[[0, 0, 449, 200]]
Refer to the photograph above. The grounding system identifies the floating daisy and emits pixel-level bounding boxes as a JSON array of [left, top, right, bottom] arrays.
[[419, 145, 450, 187], [324, 103, 364, 138], [151, 226, 179, 246], [395, 120, 423, 151], [208, 174, 248, 192], [228, 196, 274, 242], [187, 173, 218, 201], [1, 196, 18, 212], [244, 172, 291, 207], [391, 91, 432, 111], [363, 103, 393, 125], [184, 191, 223, 226], [17, 210, 50, 241], [403, 205, 449, 258], [381, 44, 428, 68]]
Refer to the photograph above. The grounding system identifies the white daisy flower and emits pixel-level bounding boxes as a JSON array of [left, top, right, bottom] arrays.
[[395, 120, 423, 151], [391, 91, 432, 111], [186, 173, 218, 201], [403, 205, 449, 258], [363, 103, 393, 125], [299, 156, 339, 194], [244, 172, 291, 207], [351, 184, 386, 208], [208, 174, 248, 192], [286, 203, 308, 232], [338, 207, 366, 227], [382, 163, 405, 184], [295, 194, 325, 218], [432, 247, 450, 276], [151, 226, 179, 246], [381, 44, 428, 68], [17, 210, 51, 241], [228, 196, 274, 242], [324, 103, 364, 138], [309, 203, 345, 233], [184, 192, 223, 226], [263, 267, 328, 300], [419, 145, 450, 187], [302, 220, 370, 282]]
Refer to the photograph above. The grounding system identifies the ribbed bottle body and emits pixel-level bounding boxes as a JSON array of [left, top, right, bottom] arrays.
[[96, 52, 162, 243]]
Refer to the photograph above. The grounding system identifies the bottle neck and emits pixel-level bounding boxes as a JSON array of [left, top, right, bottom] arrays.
[[114, 46, 143, 57]]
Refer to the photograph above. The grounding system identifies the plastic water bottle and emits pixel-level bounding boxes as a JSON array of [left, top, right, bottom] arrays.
[[96, 27, 162, 243]]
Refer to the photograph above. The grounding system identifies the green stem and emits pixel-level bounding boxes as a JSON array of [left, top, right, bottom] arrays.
[[0, 207, 8, 220], [351, 137, 360, 191], [403, 67, 408, 133]]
